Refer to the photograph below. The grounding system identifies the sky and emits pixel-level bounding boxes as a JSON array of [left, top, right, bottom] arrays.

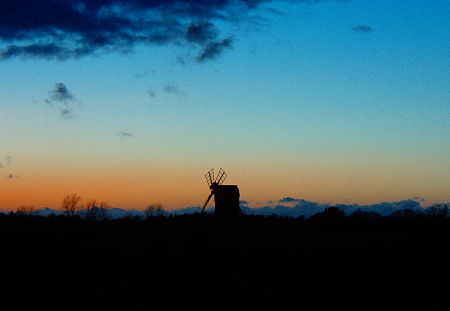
[[0, 0, 449, 210]]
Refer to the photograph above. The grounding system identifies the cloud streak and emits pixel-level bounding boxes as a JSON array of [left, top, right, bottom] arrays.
[[163, 83, 185, 95], [118, 131, 135, 138], [352, 25, 373, 33], [0, 0, 315, 62]]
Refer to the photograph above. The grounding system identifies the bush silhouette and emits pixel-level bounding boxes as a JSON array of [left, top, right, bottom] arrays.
[[311, 206, 345, 220]]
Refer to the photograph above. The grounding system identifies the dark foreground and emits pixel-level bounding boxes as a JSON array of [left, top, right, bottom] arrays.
[[1, 214, 449, 310]]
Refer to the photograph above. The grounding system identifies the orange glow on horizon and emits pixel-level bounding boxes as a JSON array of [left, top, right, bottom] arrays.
[[1, 159, 448, 211]]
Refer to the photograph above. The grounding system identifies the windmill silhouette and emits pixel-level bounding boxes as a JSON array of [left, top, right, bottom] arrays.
[[202, 168, 241, 218]]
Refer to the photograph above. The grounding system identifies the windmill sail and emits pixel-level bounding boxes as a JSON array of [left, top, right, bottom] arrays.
[[216, 168, 227, 185], [202, 192, 213, 212], [205, 169, 214, 187]]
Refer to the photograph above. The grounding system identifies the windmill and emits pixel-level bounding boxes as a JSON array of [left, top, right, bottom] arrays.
[[202, 168, 241, 218]]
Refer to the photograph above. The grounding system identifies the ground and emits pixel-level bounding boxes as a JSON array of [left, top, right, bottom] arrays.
[[2, 215, 449, 310]]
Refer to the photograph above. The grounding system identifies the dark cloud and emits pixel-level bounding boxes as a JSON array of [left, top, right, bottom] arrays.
[[186, 21, 217, 44], [196, 37, 233, 62], [118, 131, 135, 138], [352, 25, 373, 33], [163, 84, 184, 95], [5, 173, 20, 180], [0, 43, 69, 60], [46, 82, 78, 119], [49, 83, 74, 102], [0, 0, 316, 62]]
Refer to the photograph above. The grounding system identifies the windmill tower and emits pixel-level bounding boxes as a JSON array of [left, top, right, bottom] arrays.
[[202, 168, 241, 218]]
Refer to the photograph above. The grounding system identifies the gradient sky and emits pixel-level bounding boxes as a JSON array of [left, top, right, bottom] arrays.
[[0, 0, 449, 210]]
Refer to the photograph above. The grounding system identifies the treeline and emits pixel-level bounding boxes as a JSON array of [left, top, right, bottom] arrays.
[[3, 193, 448, 228], [2, 203, 449, 233], [7, 196, 450, 219], [9, 193, 165, 221]]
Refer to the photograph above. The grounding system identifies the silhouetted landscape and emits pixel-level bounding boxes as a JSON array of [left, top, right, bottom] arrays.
[[2, 204, 449, 310]]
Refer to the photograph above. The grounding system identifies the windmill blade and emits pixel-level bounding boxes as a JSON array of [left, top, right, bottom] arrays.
[[201, 192, 213, 212], [216, 168, 227, 185], [205, 169, 214, 187]]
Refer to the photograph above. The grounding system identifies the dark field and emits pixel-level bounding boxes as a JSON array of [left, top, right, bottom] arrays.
[[2, 214, 449, 310]]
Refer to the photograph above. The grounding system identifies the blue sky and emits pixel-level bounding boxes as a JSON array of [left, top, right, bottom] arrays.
[[0, 0, 449, 209]]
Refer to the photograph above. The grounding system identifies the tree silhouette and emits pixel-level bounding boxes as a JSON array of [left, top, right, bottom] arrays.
[[98, 201, 110, 220], [391, 208, 421, 219], [312, 206, 345, 220], [84, 199, 98, 220], [145, 204, 164, 218], [156, 205, 164, 217], [350, 208, 381, 219], [426, 204, 449, 218], [144, 205, 156, 219], [61, 193, 82, 217], [83, 199, 110, 221], [16, 206, 35, 215]]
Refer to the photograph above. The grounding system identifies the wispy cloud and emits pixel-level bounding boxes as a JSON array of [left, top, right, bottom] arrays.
[[49, 82, 74, 102], [0, 156, 13, 168], [134, 71, 149, 78], [352, 25, 373, 33], [4, 156, 13, 166], [147, 89, 157, 98], [0, 1, 322, 62], [197, 37, 233, 62], [176, 56, 188, 66], [410, 196, 425, 202], [45, 82, 78, 119], [118, 131, 135, 139], [163, 84, 185, 95]]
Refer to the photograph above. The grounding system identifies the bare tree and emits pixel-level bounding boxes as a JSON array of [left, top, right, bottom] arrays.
[[156, 205, 165, 217], [144, 204, 164, 218], [426, 204, 449, 218], [144, 205, 156, 219], [82, 199, 111, 221], [98, 201, 110, 220], [84, 199, 98, 220], [61, 193, 82, 217], [16, 206, 35, 215]]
